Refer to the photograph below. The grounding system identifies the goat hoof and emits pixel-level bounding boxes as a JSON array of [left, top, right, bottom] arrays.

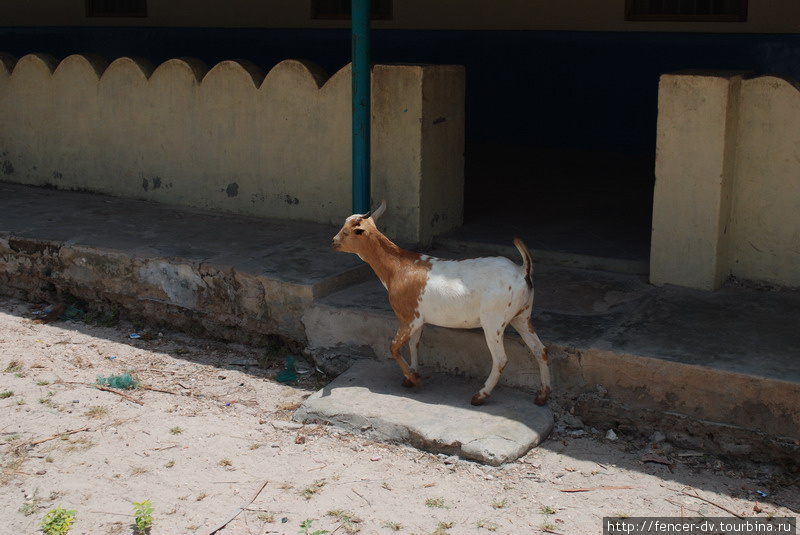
[[470, 392, 488, 406], [534, 389, 550, 406], [401, 373, 421, 388]]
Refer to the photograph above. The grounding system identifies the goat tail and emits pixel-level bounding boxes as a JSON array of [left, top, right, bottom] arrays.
[[513, 237, 533, 289]]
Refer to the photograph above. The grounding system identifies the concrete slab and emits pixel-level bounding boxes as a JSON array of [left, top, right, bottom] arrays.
[[294, 360, 554, 466]]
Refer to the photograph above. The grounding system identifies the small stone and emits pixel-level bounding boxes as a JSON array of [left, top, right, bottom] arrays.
[[443, 455, 459, 465], [605, 429, 618, 441], [650, 431, 667, 443], [370, 455, 382, 462], [562, 413, 584, 430]]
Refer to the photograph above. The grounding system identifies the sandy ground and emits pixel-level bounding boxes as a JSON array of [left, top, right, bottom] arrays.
[[0, 295, 797, 535]]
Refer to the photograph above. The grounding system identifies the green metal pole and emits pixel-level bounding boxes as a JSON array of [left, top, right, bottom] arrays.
[[352, 0, 371, 214]]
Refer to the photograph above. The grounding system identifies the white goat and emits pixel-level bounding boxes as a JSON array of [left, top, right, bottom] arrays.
[[332, 201, 551, 406]]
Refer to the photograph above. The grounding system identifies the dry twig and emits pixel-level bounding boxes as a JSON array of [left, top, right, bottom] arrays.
[[22, 426, 91, 450], [94, 385, 144, 405], [560, 485, 636, 493], [680, 490, 744, 519], [204, 480, 269, 535]]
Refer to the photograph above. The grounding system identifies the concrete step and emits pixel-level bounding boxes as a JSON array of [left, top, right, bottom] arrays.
[[304, 267, 800, 464]]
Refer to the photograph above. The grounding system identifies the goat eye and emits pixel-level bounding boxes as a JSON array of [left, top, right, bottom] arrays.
[[354, 228, 365, 235]]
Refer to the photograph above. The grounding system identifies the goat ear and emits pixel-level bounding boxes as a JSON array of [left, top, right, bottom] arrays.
[[370, 200, 387, 222]]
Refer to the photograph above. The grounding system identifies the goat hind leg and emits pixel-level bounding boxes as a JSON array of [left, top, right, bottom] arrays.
[[471, 323, 509, 406], [511, 316, 551, 405]]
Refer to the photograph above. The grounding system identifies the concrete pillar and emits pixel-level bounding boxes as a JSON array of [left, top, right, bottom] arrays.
[[372, 64, 465, 246], [650, 71, 744, 290]]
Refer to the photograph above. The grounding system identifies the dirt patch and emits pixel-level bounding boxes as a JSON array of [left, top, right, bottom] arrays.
[[0, 295, 797, 534]]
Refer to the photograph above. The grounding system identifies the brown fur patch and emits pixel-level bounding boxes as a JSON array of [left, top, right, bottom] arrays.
[[526, 318, 537, 334], [338, 219, 432, 324]]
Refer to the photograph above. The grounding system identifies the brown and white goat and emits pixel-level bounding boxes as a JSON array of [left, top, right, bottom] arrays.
[[332, 201, 551, 406]]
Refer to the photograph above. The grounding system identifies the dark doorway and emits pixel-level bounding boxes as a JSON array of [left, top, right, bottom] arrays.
[[454, 142, 655, 271]]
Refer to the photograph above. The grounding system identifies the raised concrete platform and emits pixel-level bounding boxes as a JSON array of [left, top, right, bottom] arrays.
[[294, 360, 554, 466], [1, 182, 798, 464], [0, 182, 370, 343]]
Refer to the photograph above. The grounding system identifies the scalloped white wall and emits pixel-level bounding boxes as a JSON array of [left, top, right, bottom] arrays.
[[0, 53, 465, 245]]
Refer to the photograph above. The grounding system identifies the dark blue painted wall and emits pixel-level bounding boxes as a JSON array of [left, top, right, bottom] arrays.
[[2, 27, 800, 153]]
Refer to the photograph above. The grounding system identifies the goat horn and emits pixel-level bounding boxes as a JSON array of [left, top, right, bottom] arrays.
[[370, 200, 387, 221]]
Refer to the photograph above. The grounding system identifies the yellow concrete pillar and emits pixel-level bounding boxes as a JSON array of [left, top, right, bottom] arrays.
[[650, 71, 744, 290]]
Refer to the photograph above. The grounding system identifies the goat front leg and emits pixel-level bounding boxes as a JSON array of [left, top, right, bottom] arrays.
[[408, 323, 424, 373], [390, 321, 422, 387], [511, 315, 551, 405]]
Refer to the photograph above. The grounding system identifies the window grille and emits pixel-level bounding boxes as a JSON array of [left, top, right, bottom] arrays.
[[625, 0, 747, 22], [86, 0, 147, 18]]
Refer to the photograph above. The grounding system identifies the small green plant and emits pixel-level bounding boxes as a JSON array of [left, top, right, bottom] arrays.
[[4, 360, 23, 373], [327, 510, 362, 533], [425, 496, 448, 509], [491, 497, 508, 509], [170, 426, 183, 435], [382, 521, 402, 531], [540, 505, 557, 515], [133, 500, 154, 534], [433, 521, 455, 535], [257, 511, 276, 523], [19, 501, 38, 517], [0, 390, 13, 399], [301, 480, 327, 500], [476, 519, 499, 531], [299, 519, 328, 535], [542, 522, 557, 532], [85, 406, 107, 419], [3, 433, 21, 442], [40, 506, 77, 535]]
